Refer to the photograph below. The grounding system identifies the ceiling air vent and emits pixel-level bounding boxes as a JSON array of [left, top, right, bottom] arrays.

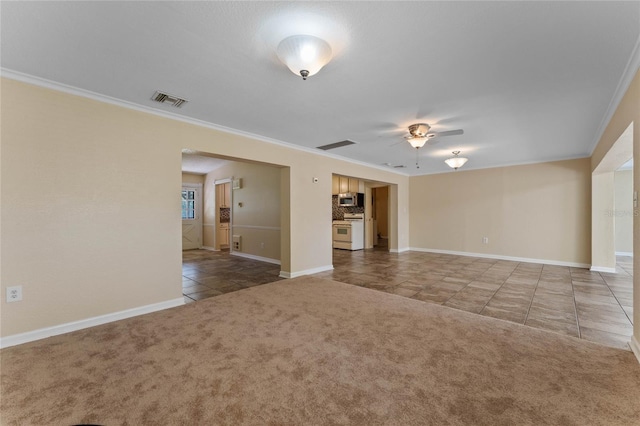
[[151, 91, 188, 108], [316, 140, 356, 151]]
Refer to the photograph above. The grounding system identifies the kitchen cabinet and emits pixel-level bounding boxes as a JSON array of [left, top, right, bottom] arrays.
[[217, 182, 230, 208], [218, 223, 229, 247], [339, 176, 350, 193], [348, 178, 360, 193], [335, 176, 362, 194], [332, 175, 340, 195]]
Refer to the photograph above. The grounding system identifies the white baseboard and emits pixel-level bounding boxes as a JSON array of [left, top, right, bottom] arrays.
[[615, 251, 633, 257], [0, 297, 185, 349], [390, 247, 410, 253], [409, 247, 591, 268], [630, 336, 640, 364], [230, 251, 280, 265], [280, 265, 333, 279], [201, 246, 219, 251], [590, 266, 618, 273]]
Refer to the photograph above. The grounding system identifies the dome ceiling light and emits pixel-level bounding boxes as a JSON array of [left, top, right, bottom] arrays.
[[445, 151, 469, 170], [276, 35, 333, 80]]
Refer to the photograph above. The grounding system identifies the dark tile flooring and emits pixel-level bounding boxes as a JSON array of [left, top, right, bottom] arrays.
[[182, 247, 634, 351], [182, 249, 283, 302]]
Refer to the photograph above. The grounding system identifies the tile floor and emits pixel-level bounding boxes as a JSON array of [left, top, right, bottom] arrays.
[[182, 248, 634, 350], [182, 249, 283, 302]]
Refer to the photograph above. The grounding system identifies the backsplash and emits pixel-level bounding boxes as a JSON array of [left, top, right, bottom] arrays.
[[220, 207, 230, 223], [332, 195, 364, 220]]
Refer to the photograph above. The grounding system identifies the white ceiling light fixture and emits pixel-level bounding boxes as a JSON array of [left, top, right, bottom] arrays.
[[407, 136, 429, 149], [276, 35, 333, 80], [445, 151, 468, 170], [405, 123, 433, 149]]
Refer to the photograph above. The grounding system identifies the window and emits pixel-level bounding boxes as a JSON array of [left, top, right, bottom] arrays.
[[181, 189, 196, 220]]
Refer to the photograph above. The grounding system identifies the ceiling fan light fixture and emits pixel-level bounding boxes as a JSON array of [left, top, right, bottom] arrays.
[[276, 35, 333, 80], [445, 151, 468, 170], [407, 137, 428, 149]]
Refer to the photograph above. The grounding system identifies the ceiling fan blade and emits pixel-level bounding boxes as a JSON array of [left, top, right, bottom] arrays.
[[428, 129, 464, 138]]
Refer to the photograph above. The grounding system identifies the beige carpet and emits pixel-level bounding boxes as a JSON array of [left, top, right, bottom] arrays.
[[1, 277, 639, 425]]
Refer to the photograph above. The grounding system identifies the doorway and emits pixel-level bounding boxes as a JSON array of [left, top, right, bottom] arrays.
[[215, 179, 232, 251], [591, 123, 633, 272], [372, 186, 390, 250], [181, 183, 202, 250]]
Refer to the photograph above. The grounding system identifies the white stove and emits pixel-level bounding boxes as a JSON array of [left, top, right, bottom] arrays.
[[333, 213, 364, 250]]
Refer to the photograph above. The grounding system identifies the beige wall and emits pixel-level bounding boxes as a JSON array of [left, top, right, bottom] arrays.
[[614, 170, 633, 254], [203, 161, 282, 262], [0, 77, 408, 337], [590, 68, 639, 350], [182, 172, 205, 185], [1, 79, 182, 336], [409, 158, 592, 265]]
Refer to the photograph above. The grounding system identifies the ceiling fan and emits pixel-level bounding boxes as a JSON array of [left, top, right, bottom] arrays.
[[402, 123, 464, 168], [404, 123, 464, 149]]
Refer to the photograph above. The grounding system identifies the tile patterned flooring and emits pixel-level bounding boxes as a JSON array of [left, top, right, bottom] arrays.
[[183, 248, 634, 351], [182, 249, 283, 302]]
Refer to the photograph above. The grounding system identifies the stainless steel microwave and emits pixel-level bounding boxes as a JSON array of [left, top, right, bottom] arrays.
[[338, 192, 364, 207]]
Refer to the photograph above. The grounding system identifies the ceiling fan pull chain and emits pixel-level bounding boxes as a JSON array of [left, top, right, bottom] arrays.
[[416, 149, 420, 169]]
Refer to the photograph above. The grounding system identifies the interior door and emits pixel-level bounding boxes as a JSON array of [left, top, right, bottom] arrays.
[[182, 184, 202, 250]]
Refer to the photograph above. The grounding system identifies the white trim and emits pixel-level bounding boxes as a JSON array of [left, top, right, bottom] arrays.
[[409, 247, 591, 268], [615, 251, 633, 257], [230, 251, 280, 265], [590, 266, 618, 273], [390, 247, 410, 253], [411, 155, 591, 177], [280, 265, 333, 279], [630, 336, 640, 364], [0, 297, 185, 349], [0, 68, 408, 177], [201, 246, 219, 251], [214, 177, 232, 184], [231, 225, 281, 231], [589, 35, 640, 155]]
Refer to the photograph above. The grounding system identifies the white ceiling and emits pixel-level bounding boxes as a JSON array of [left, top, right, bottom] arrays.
[[2, 2, 639, 176], [182, 154, 229, 175], [618, 159, 634, 171]]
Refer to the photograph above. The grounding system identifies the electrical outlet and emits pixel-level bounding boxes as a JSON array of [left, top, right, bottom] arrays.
[[482, 237, 489, 244], [260, 242, 265, 249], [6, 286, 22, 302]]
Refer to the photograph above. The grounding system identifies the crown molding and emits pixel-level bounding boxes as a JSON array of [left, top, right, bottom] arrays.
[[589, 35, 640, 155], [411, 154, 591, 177], [0, 68, 409, 177]]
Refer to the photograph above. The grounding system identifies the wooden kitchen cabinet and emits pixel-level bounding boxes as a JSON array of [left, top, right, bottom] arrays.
[[332, 175, 340, 195], [348, 178, 360, 193], [217, 182, 230, 208], [218, 223, 229, 247], [339, 176, 350, 193], [335, 175, 362, 194]]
